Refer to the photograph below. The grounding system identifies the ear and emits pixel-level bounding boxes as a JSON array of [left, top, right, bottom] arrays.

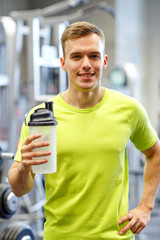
[[103, 55, 108, 70], [60, 57, 67, 71]]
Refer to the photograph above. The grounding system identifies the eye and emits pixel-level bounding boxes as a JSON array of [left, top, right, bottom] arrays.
[[90, 54, 101, 60], [71, 55, 81, 60]]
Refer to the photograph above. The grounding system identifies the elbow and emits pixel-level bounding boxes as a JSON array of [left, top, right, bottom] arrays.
[[10, 185, 31, 198], [9, 184, 24, 198], [12, 190, 24, 198], [8, 163, 34, 197]]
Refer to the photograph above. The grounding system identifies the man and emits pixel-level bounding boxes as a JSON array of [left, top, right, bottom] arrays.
[[8, 21, 160, 240]]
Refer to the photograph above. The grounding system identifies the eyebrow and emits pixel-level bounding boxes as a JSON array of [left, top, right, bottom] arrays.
[[70, 52, 81, 57], [70, 51, 101, 57]]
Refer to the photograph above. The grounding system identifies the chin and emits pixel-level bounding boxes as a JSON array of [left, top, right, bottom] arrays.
[[78, 84, 97, 92]]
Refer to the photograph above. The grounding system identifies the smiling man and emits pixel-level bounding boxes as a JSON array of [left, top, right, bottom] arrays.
[[60, 24, 108, 108], [8, 21, 160, 240]]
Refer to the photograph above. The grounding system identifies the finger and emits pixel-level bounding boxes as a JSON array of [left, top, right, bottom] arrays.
[[22, 140, 50, 152], [22, 150, 51, 159], [119, 218, 136, 235], [134, 225, 144, 234], [130, 221, 142, 233], [131, 220, 146, 234], [23, 134, 42, 145], [119, 213, 133, 224], [22, 158, 49, 166]]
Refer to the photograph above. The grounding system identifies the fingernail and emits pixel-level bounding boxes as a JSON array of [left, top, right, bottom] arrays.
[[119, 231, 123, 235], [128, 214, 132, 219], [36, 133, 41, 136], [119, 220, 122, 224]]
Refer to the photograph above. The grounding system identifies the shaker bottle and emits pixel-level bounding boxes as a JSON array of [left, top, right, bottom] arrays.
[[28, 102, 58, 174]]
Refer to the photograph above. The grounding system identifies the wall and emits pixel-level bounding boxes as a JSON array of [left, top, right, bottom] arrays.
[[145, 0, 160, 132], [115, 0, 160, 130]]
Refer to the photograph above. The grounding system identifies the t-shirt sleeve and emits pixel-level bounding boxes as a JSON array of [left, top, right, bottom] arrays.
[[129, 100, 157, 151], [14, 121, 30, 162]]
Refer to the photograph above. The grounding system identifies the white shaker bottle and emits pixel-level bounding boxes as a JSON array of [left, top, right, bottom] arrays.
[[28, 102, 58, 174]]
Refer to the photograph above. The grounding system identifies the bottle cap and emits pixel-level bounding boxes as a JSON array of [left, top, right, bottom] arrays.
[[28, 102, 57, 126]]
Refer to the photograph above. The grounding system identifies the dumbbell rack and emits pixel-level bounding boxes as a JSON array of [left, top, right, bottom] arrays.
[[0, 151, 45, 240]]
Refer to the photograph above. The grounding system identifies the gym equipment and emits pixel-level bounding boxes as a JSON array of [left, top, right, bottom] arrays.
[[0, 223, 36, 240], [0, 183, 19, 218], [0, 147, 15, 170]]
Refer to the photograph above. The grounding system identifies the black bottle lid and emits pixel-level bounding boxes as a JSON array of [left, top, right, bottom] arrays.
[[28, 101, 58, 126]]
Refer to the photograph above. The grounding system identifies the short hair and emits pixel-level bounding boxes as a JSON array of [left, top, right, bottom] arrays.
[[61, 21, 105, 57]]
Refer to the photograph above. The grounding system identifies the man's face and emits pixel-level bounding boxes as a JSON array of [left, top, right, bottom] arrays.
[[60, 34, 108, 92]]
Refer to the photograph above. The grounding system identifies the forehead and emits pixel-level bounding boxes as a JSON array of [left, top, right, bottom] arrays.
[[64, 34, 104, 55]]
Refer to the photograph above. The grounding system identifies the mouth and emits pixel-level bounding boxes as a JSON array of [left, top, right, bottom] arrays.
[[78, 73, 95, 77]]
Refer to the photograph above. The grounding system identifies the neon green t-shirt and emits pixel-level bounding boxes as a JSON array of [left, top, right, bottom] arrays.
[[14, 88, 157, 240]]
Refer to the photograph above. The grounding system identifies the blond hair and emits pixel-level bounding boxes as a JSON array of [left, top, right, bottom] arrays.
[[61, 21, 105, 57]]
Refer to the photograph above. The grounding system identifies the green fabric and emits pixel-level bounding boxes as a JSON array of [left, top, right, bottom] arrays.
[[14, 88, 157, 240]]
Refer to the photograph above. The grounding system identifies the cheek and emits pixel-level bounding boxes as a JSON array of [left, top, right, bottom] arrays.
[[66, 65, 78, 79], [68, 62, 81, 72], [95, 62, 104, 72]]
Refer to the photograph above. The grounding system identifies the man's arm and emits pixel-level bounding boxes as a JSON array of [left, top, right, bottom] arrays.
[[8, 134, 51, 197], [8, 161, 35, 197], [118, 139, 160, 235]]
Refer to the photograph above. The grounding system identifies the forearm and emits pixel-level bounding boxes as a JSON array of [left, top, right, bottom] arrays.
[[140, 140, 160, 211], [119, 140, 160, 235], [8, 161, 34, 197]]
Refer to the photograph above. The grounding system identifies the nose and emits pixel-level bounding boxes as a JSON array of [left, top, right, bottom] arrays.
[[82, 56, 91, 70]]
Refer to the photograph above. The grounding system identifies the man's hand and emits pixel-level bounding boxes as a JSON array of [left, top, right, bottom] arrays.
[[118, 206, 151, 235], [20, 133, 51, 173], [8, 133, 52, 197]]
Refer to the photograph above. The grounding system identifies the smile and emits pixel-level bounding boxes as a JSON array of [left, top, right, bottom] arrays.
[[78, 73, 95, 77]]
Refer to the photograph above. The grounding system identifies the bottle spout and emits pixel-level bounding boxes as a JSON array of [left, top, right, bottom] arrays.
[[45, 101, 53, 112]]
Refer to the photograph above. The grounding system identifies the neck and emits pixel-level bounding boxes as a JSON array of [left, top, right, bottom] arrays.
[[61, 86, 104, 109]]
